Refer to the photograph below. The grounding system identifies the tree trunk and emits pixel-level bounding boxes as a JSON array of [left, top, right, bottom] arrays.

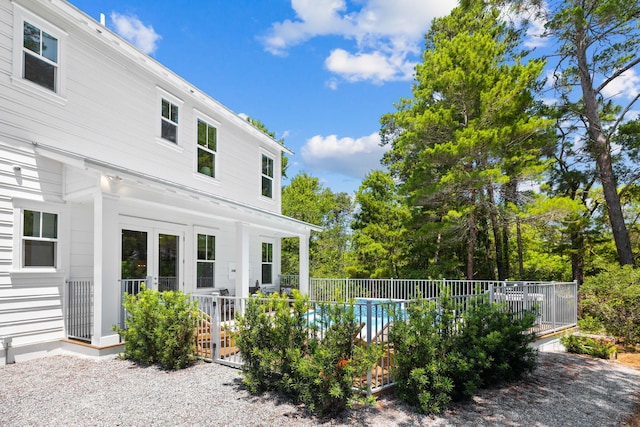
[[570, 230, 585, 288], [516, 215, 524, 279], [576, 26, 634, 266], [434, 232, 441, 265], [467, 201, 477, 280], [486, 184, 506, 280]]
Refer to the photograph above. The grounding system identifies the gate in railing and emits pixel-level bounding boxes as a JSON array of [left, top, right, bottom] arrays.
[[66, 279, 93, 342], [191, 294, 243, 368]]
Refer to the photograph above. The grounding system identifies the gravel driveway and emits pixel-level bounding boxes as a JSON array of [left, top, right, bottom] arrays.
[[0, 350, 638, 426]]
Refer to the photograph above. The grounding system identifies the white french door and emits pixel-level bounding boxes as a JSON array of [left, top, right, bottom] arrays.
[[121, 222, 185, 292]]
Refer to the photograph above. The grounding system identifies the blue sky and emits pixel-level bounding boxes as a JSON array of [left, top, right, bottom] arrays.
[[67, 0, 458, 194]]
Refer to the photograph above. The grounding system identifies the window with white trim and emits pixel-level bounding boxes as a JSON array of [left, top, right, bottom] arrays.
[[196, 234, 215, 288], [261, 154, 274, 198], [197, 119, 217, 178], [22, 209, 58, 267], [161, 98, 179, 143], [22, 21, 58, 92], [261, 242, 273, 285]]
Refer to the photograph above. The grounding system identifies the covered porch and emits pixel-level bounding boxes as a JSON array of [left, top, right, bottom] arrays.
[[47, 148, 320, 347]]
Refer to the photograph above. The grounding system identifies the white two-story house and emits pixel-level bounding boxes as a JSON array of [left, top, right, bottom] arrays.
[[0, 0, 320, 363]]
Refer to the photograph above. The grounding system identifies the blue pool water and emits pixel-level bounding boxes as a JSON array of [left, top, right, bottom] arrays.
[[305, 298, 406, 341]]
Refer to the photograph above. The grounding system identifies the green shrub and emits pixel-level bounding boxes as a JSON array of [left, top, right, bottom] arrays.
[[581, 264, 640, 344], [234, 291, 381, 415], [561, 334, 617, 359], [389, 294, 467, 413], [292, 302, 382, 414], [577, 314, 605, 334], [113, 287, 201, 370], [389, 291, 537, 414]]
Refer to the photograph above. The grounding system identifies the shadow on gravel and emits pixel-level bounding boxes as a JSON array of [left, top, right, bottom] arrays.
[[217, 352, 640, 426]]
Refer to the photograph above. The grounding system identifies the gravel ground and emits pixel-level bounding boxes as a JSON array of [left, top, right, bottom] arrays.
[[0, 350, 639, 426]]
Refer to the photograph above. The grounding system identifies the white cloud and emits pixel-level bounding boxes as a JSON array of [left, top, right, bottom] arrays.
[[325, 49, 408, 84], [262, 0, 456, 84], [523, 15, 548, 48], [301, 131, 389, 178], [496, 2, 550, 49], [601, 69, 640, 100], [325, 77, 339, 90], [110, 12, 162, 55]]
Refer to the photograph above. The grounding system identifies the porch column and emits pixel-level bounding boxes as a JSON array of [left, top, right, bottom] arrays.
[[299, 233, 310, 295], [92, 191, 120, 346], [235, 222, 250, 299]]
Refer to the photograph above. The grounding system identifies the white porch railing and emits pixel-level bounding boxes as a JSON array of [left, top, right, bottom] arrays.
[[65, 279, 93, 342]]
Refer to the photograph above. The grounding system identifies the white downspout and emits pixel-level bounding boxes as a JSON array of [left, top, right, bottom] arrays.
[[1, 337, 12, 365]]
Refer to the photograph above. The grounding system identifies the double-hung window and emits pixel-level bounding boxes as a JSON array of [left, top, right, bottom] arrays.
[[261, 155, 274, 198], [23, 210, 58, 267], [196, 234, 215, 288], [261, 242, 273, 285], [161, 98, 179, 143], [22, 21, 58, 92], [197, 119, 217, 178]]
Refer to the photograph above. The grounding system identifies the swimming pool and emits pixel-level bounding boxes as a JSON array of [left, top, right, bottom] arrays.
[[305, 298, 406, 342]]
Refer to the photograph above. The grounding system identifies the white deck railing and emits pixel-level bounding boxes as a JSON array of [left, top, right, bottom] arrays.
[[192, 279, 577, 395], [64, 277, 576, 394]]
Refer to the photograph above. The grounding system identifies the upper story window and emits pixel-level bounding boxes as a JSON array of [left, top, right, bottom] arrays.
[[196, 234, 215, 288], [161, 98, 179, 143], [197, 119, 217, 178], [261, 154, 274, 198], [23, 209, 58, 267], [22, 21, 58, 92]]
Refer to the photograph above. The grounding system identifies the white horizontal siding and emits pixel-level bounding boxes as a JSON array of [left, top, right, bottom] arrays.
[[0, 272, 65, 346], [0, 194, 12, 273], [0, 0, 285, 214], [69, 203, 93, 279], [0, 141, 64, 202], [0, 0, 12, 78]]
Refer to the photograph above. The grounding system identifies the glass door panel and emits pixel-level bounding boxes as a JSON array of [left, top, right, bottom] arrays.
[[122, 230, 148, 279], [121, 229, 148, 295], [158, 233, 179, 292]]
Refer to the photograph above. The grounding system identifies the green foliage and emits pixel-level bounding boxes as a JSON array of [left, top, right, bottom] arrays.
[[581, 265, 640, 344], [388, 295, 459, 413], [281, 173, 352, 277], [113, 287, 201, 370], [390, 291, 537, 414], [457, 296, 538, 386], [347, 171, 410, 278], [577, 314, 605, 334], [380, 3, 552, 280], [234, 291, 381, 415], [561, 334, 617, 359]]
